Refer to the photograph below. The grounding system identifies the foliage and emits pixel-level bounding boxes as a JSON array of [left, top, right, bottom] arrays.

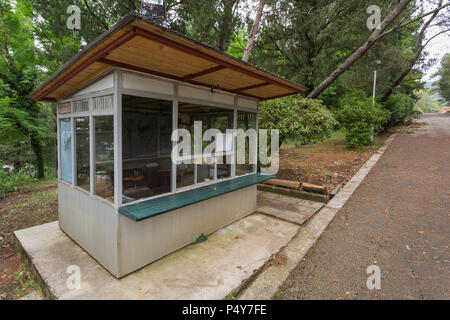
[[435, 53, 450, 104], [336, 94, 389, 148], [383, 93, 415, 127], [227, 29, 247, 59], [253, 0, 421, 95], [20, 0, 141, 70], [0, 1, 55, 178], [259, 96, 336, 146], [1, 0, 445, 178], [167, 0, 244, 52], [414, 88, 445, 113], [13, 264, 43, 297], [0, 164, 36, 196]]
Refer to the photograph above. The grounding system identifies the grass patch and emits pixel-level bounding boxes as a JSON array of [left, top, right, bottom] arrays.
[[392, 129, 415, 134], [12, 264, 42, 298], [17, 178, 57, 193], [193, 233, 208, 244], [283, 130, 347, 149], [323, 130, 347, 146], [272, 293, 284, 300], [11, 190, 58, 225], [0, 189, 58, 249]]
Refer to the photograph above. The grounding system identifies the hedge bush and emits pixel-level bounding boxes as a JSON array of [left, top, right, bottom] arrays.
[[336, 96, 389, 148], [0, 164, 36, 197], [383, 93, 415, 127], [259, 96, 337, 146]]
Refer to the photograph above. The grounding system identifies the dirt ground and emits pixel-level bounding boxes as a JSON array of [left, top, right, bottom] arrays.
[[277, 132, 391, 192], [0, 181, 57, 300]]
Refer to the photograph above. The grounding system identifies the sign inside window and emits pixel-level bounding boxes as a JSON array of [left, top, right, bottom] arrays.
[[216, 133, 233, 153]]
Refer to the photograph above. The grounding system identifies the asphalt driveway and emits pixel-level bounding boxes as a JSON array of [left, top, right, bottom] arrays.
[[277, 113, 450, 300]]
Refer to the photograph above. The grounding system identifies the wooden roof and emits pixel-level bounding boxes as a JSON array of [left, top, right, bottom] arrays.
[[32, 14, 306, 102]]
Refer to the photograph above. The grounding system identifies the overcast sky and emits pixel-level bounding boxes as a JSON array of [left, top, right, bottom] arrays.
[[423, 24, 450, 83], [421, 0, 450, 83]]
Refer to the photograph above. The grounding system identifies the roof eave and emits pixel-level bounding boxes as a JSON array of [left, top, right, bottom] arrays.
[[32, 13, 306, 102]]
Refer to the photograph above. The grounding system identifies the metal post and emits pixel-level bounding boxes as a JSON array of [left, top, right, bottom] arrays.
[[231, 97, 238, 177], [254, 102, 259, 174], [71, 117, 77, 186], [373, 69, 377, 105], [113, 70, 123, 208], [56, 115, 61, 181], [171, 84, 178, 193], [89, 115, 95, 195]]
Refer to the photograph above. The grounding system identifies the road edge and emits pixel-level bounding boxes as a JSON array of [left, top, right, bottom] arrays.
[[238, 134, 397, 300]]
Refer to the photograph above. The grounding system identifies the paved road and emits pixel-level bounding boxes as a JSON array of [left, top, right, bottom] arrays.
[[277, 113, 450, 300]]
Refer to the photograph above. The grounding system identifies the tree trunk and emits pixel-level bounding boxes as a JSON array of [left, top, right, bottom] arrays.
[[242, 0, 265, 62], [218, 0, 237, 52], [30, 133, 45, 179], [380, 0, 443, 102], [307, 0, 413, 99]]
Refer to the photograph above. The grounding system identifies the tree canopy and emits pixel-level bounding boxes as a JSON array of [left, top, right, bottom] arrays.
[[0, 0, 449, 174], [435, 53, 450, 104]]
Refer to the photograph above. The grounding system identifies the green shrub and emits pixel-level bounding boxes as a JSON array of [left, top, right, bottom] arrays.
[[336, 96, 389, 148], [0, 162, 36, 197], [259, 96, 337, 146], [383, 93, 415, 127]]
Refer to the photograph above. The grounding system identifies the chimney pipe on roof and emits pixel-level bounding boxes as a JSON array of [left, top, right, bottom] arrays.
[[141, 0, 167, 25]]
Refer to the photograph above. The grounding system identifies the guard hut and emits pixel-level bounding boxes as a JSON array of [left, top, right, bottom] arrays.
[[31, 14, 306, 278]]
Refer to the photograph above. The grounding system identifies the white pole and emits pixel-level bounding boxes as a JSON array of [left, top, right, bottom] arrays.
[[373, 69, 377, 105], [113, 70, 123, 208]]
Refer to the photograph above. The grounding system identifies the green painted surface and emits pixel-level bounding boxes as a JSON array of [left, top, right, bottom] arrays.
[[119, 174, 275, 222]]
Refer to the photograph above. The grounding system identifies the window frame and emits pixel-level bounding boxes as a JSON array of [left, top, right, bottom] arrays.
[[57, 70, 259, 209], [57, 89, 115, 204]]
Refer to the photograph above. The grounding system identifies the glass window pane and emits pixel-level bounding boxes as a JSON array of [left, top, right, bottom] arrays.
[[177, 103, 233, 188], [212, 113, 233, 179], [95, 116, 114, 202], [122, 95, 172, 203], [60, 119, 72, 183], [76, 117, 90, 191], [236, 112, 257, 176]]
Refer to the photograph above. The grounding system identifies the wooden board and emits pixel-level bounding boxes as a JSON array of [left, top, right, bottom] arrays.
[[32, 15, 306, 102]]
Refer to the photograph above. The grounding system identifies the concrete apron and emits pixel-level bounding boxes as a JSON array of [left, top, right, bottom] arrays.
[[239, 134, 397, 300], [14, 213, 299, 300]]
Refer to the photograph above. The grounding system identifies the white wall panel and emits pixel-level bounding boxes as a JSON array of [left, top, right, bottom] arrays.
[[237, 97, 258, 110], [58, 182, 119, 276], [118, 186, 257, 277], [122, 72, 174, 96], [73, 74, 114, 98], [178, 85, 234, 106]]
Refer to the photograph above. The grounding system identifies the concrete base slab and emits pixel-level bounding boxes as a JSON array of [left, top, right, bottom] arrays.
[[257, 191, 324, 225], [15, 213, 299, 300]]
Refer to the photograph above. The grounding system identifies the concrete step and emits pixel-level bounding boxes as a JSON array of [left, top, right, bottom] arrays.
[[14, 215, 299, 300], [257, 191, 324, 225]]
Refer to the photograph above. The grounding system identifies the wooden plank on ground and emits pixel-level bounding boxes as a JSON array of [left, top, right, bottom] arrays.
[[301, 182, 328, 195], [264, 179, 300, 190]]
